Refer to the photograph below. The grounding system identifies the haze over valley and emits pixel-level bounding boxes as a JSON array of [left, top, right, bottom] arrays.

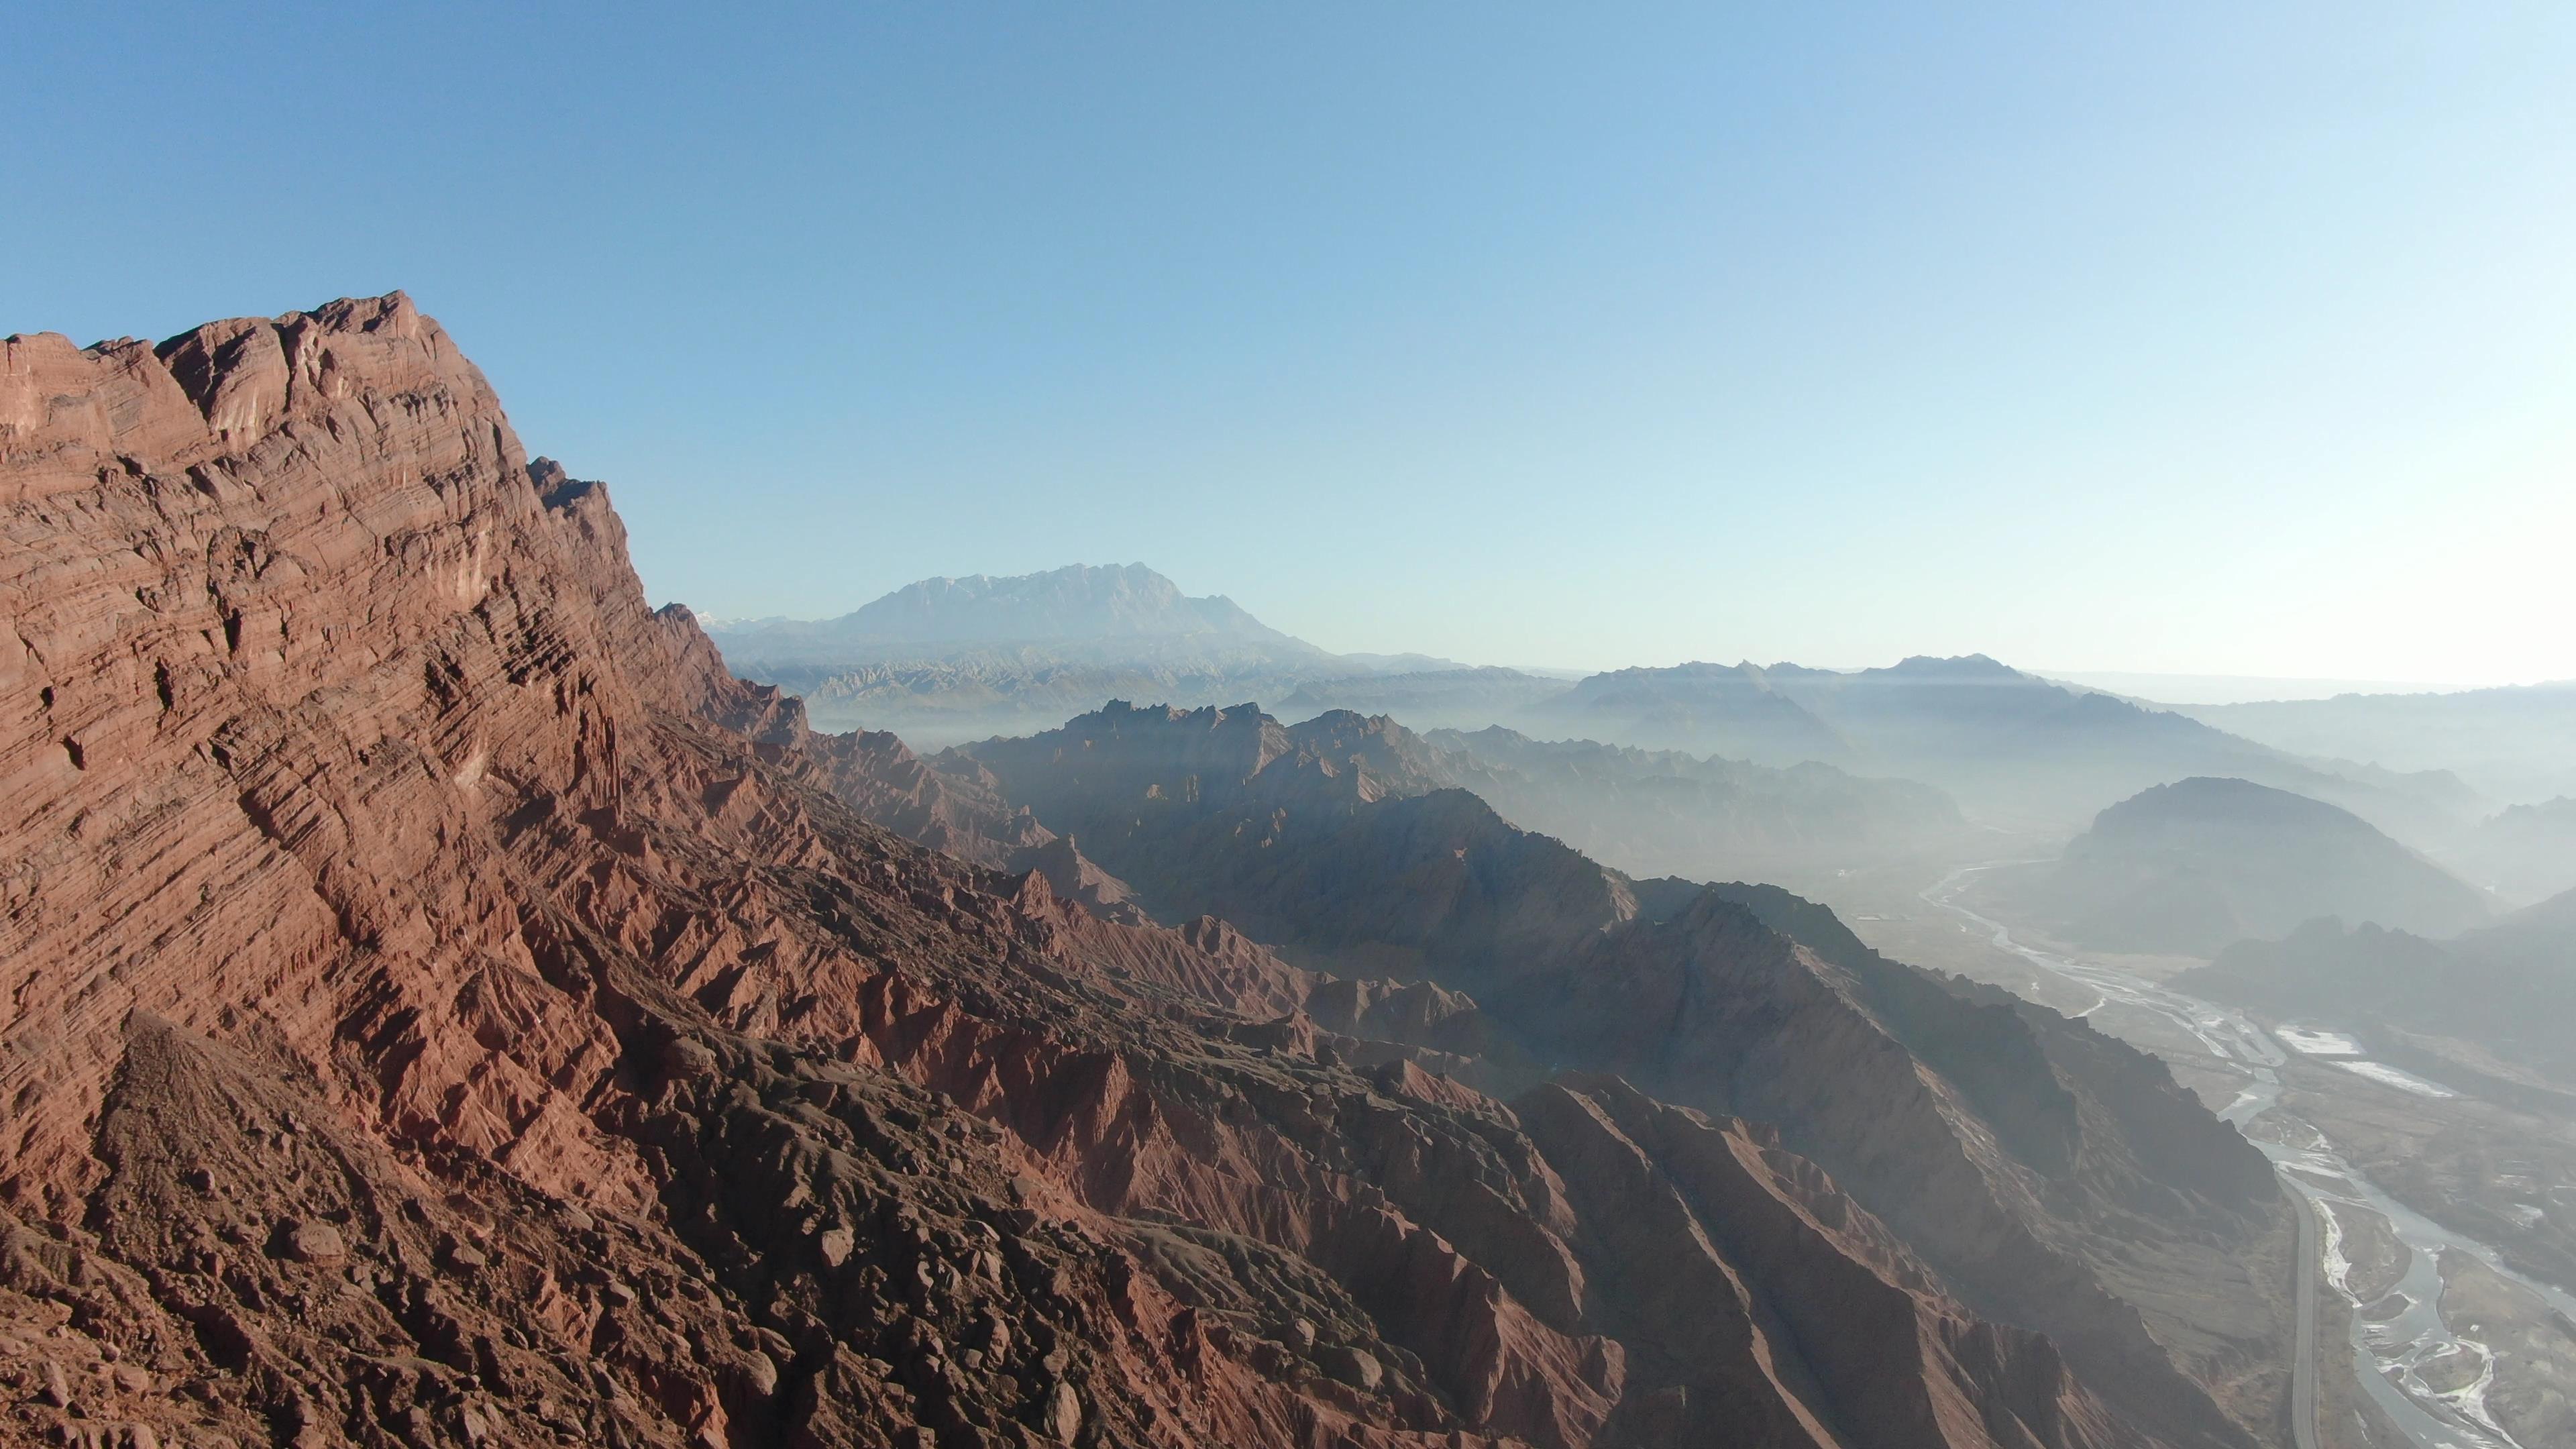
[[9, 7, 2573, 1449], [714, 557, 2576, 1449]]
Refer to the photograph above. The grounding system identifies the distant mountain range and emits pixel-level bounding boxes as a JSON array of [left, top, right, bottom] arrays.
[[2175, 681, 2576, 804], [706, 567, 2489, 841], [1984, 777, 2493, 957], [720, 561, 1315, 651], [710, 564, 1457, 743], [1420, 725, 1972, 892], [1520, 654, 2479, 838]]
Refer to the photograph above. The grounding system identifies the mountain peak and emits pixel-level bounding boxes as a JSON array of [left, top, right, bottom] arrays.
[[1878, 653, 2022, 679], [723, 561, 1309, 649], [2012, 775, 2491, 954]]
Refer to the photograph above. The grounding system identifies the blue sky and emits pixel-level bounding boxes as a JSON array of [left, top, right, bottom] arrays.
[[9, 3, 2572, 684]]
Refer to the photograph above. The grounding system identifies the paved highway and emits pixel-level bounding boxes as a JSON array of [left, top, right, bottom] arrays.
[[2290, 1187, 2320, 1449]]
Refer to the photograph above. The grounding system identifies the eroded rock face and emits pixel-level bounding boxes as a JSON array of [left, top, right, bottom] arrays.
[[3, 296, 2242, 1448]]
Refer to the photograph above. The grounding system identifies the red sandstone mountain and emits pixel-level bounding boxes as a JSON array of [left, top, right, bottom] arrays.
[[3, 296, 2280, 1448]]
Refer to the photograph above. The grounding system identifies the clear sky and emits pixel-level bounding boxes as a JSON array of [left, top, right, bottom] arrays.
[[10, 3, 2573, 685]]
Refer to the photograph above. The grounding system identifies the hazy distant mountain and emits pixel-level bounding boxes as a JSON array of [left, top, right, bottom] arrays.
[[2178, 681, 2576, 803], [1529, 653, 2475, 835], [1282, 666, 1575, 729], [1332, 650, 1477, 674], [1992, 777, 2492, 956], [718, 584, 2496, 845], [2441, 796, 2576, 906], [2047, 671, 2448, 705], [710, 564, 1356, 741], [1526, 660, 1854, 765], [1422, 725, 1970, 891], [714, 561, 1326, 659], [2180, 886, 2576, 1088]]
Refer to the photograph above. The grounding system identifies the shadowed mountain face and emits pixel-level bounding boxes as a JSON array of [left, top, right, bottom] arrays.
[[1527, 655, 2479, 838], [0, 296, 2291, 1448], [935, 703, 2295, 1449], [1990, 777, 2493, 957], [2181, 889, 2576, 1091]]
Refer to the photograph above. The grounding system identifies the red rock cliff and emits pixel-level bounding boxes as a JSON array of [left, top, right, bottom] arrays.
[[1, 296, 2216, 1448]]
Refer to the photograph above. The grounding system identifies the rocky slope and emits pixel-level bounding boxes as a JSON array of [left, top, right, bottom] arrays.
[[0, 295, 2253, 1448], [1989, 777, 2492, 957], [934, 706, 2298, 1449]]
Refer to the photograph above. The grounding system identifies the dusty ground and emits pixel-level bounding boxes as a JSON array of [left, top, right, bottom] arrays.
[[2321, 1200, 2412, 1306], [2436, 1250, 2576, 1448], [2279, 1061, 2576, 1295]]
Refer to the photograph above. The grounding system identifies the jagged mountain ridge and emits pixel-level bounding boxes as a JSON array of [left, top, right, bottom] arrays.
[[0, 294, 2237, 1447], [931, 702, 2297, 1449]]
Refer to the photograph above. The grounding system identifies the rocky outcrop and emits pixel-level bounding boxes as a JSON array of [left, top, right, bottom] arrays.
[[1, 296, 2194, 1447]]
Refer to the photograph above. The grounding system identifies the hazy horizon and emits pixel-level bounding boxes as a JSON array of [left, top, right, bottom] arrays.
[[13, 3, 2572, 687], [694, 560, 2565, 693], [15, 13, 2576, 1442]]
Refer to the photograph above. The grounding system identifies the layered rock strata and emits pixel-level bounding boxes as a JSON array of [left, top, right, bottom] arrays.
[[3, 297, 2265, 1448]]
